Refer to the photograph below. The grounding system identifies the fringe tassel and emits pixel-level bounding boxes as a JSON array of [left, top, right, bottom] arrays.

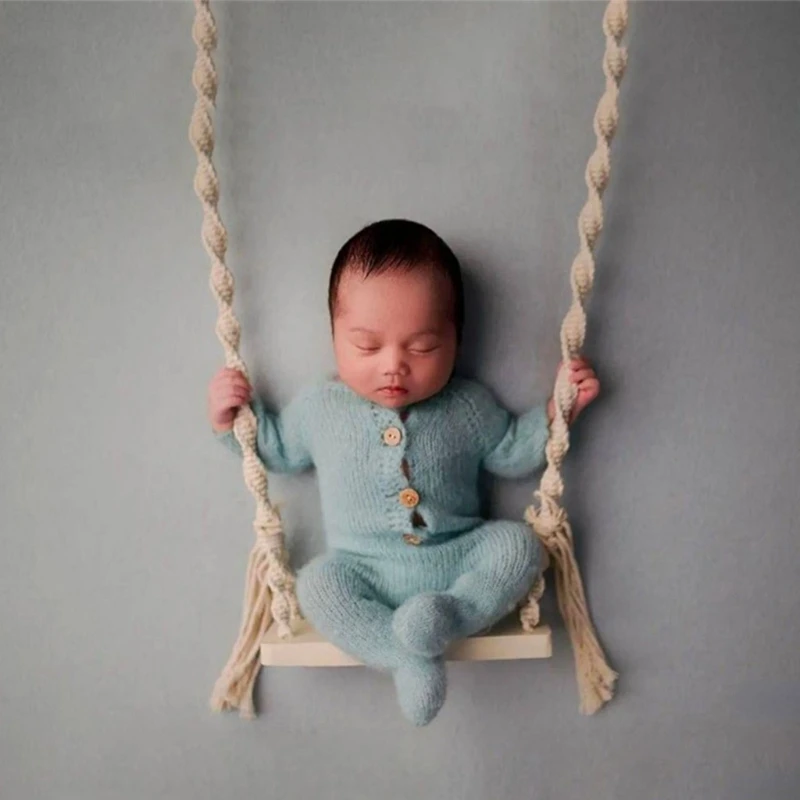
[[525, 496, 617, 715], [209, 510, 300, 719]]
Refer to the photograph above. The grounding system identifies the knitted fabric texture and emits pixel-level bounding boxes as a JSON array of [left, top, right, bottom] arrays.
[[218, 375, 549, 724]]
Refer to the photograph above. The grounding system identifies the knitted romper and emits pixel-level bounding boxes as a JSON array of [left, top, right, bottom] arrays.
[[218, 375, 550, 725]]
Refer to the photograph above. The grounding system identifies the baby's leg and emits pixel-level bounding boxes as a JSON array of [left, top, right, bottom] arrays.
[[392, 520, 540, 657], [297, 551, 446, 726], [297, 551, 399, 670]]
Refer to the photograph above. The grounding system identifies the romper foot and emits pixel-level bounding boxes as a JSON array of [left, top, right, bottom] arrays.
[[392, 656, 447, 727]]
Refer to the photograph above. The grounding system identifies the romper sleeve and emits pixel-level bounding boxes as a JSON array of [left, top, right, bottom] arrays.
[[214, 382, 317, 474], [460, 379, 551, 479]]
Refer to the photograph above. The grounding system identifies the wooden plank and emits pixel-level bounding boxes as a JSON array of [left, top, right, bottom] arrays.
[[261, 617, 552, 667]]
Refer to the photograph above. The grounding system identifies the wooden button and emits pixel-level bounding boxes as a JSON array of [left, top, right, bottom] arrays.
[[402, 533, 423, 546], [382, 426, 402, 446], [399, 488, 420, 508]]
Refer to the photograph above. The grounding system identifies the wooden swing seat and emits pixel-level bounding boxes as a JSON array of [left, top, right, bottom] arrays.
[[261, 618, 552, 667]]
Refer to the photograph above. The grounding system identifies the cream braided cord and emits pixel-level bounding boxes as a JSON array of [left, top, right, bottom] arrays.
[[189, 0, 301, 719], [520, 0, 629, 715]]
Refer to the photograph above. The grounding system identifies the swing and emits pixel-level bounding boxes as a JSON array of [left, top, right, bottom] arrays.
[[190, 0, 629, 719]]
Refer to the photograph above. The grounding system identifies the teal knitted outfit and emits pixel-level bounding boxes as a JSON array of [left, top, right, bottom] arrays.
[[217, 375, 550, 725]]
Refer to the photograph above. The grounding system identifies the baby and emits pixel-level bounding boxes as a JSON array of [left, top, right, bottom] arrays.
[[208, 219, 599, 725]]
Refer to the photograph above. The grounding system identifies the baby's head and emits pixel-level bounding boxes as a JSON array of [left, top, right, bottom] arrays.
[[329, 219, 464, 409]]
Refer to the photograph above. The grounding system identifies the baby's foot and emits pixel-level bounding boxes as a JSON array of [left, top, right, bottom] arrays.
[[392, 592, 460, 657], [392, 657, 447, 727]]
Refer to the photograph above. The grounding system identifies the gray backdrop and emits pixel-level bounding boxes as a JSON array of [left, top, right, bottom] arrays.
[[2, 2, 799, 799]]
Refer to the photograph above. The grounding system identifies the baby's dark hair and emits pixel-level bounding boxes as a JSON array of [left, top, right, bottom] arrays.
[[328, 219, 465, 343]]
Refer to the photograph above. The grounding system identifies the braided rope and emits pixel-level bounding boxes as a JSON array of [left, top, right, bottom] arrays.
[[189, 0, 301, 719], [520, 0, 629, 714]]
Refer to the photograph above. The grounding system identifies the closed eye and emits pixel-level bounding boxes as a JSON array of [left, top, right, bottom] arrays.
[[354, 344, 440, 354]]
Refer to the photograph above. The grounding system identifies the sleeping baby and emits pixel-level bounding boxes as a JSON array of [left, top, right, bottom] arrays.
[[208, 219, 599, 725]]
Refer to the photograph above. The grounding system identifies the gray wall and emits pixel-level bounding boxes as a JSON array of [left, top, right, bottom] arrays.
[[2, 2, 799, 798]]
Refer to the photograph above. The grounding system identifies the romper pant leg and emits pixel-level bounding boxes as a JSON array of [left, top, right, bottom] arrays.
[[296, 550, 401, 670], [392, 520, 540, 657], [449, 519, 540, 635], [297, 549, 447, 726]]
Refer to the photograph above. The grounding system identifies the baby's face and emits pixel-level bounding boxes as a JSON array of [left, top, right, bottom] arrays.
[[332, 268, 458, 409]]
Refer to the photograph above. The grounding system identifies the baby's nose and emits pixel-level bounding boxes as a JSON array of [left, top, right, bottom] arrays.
[[383, 350, 410, 375]]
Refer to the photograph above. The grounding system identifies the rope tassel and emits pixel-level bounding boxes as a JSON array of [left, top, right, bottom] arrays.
[[209, 512, 301, 717], [525, 500, 618, 715]]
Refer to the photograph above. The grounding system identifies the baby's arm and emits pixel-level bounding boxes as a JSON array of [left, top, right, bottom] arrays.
[[209, 368, 315, 474], [462, 380, 550, 479]]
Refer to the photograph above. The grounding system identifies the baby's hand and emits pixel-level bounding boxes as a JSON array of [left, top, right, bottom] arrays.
[[547, 357, 600, 425], [208, 367, 252, 432]]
